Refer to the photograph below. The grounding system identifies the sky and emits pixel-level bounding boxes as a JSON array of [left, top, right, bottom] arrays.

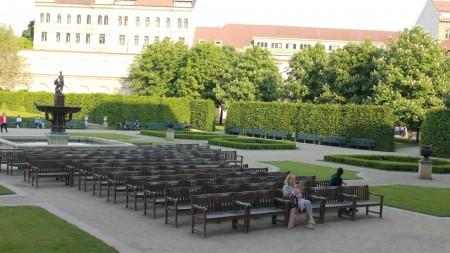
[[0, 0, 429, 35]]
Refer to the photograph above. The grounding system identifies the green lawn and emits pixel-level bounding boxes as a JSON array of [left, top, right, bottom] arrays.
[[0, 185, 14, 195], [69, 132, 136, 140], [0, 206, 118, 253], [370, 185, 450, 217], [215, 125, 225, 131], [395, 141, 419, 149], [263, 161, 361, 180]]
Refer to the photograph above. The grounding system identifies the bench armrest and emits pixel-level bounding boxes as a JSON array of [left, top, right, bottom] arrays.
[[274, 197, 291, 204], [192, 204, 207, 212], [369, 192, 384, 197], [310, 195, 326, 201], [341, 193, 357, 199], [235, 200, 251, 208]]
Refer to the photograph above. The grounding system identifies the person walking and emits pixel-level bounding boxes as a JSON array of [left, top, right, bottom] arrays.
[[16, 115, 22, 128], [1, 113, 8, 133]]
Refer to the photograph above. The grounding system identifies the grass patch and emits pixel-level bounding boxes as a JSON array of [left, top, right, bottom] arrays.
[[69, 132, 136, 140], [141, 130, 231, 140], [324, 154, 450, 173], [209, 137, 296, 150], [215, 125, 225, 131], [262, 161, 361, 180], [0, 206, 118, 253], [395, 141, 419, 149], [0, 185, 14, 195], [369, 185, 450, 217]]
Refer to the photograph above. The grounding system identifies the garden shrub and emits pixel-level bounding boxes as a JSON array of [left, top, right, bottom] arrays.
[[208, 137, 297, 150], [190, 99, 216, 131], [141, 130, 230, 140], [421, 109, 450, 158], [226, 102, 395, 151]]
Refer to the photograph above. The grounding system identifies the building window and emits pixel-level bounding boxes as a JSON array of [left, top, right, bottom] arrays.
[[165, 18, 170, 28], [124, 16, 128, 26], [183, 18, 188, 29], [67, 14, 71, 24], [46, 13, 51, 23], [178, 37, 185, 43], [136, 17, 140, 27], [119, 35, 125, 45], [40, 13, 44, 23], [66, 33, 70, 43], [57, 14, 62, 24], [144, 36, 149, 45], [145, 17, 150, 27], [446, 29, 450, 39], [134, 35, 139, 46], [76, 33, 80, 43], [41, 32, 47, 42], [56, 32, 60, 42], [328, 45, 333, 51], [118, 16, 122, 26], [104, 15, 108, 25], [87, 15, 91, 24], [155, 17, 160, 27], [86, 33, 90, 44], [285, 43, 289, 49], [154, 36, 159, 43], [99, 34, 106, 44], [293, 44, 297, 49], [98, 15, 102, 25], [177, 18, 182, 28], [77, 14, 81, 24]]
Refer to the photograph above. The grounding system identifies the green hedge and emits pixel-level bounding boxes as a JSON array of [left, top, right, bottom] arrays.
[[0, 91, 216, 131], [226, 102, 395, 151], [421, 109, 450, 158], [190, 100, 216, 131], [141, 130, 230, 140], [324, 154, 450, 173], [208, 137, 297, 150]]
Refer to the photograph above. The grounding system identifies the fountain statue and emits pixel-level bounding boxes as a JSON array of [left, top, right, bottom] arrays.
[[35, 72, 81, 145]]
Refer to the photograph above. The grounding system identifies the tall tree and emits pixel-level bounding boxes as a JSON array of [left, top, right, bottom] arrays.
[[327, 40, 384, 104], [129, 39, 188, 97], [285, 43, 329, 102], [22, 20, 34, 41], [0, 25, 29, 90], [372, 27, 450, 141]]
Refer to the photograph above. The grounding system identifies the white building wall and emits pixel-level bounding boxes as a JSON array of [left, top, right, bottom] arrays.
[[416, 0, 440, 39]]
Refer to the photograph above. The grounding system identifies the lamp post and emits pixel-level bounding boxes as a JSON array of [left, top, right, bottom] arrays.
[[418, 144, 433, 179], [103, 116, 108, 128], [84, 115, 89, 129]]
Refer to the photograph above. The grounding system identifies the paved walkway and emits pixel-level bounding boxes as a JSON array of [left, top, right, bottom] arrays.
[[1, 129, 449, 253]]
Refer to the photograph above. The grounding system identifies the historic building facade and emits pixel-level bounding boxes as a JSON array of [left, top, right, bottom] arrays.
[[21, 0, 195, 93]]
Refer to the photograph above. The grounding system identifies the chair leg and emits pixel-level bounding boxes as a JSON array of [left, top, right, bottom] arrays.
[[203, 220, 207, 238], [126, 189, 129, 208], [134, 193, 138, 211], [143, 196, 147, 216], [366, 206, 369, 216], [175, 209, 178, 227], [165, 205, 169, 224], [191, 215, 195, 233], [153, 201, 156, 219]]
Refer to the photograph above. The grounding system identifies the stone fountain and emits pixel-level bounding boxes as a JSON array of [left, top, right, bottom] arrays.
[[35, 72, 81, 145]]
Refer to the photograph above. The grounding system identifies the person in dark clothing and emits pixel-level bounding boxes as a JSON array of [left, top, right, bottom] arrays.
[[329, 167, 346, 186]]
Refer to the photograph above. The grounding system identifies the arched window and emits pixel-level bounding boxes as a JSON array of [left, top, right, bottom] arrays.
[[135, 17, 140, 26], [40, 13, 44, 23], [67, 14, 71, 24], [46, 13, 51, 23], [183, 18, 188, 29], [104, 15, 108, 25], [98, 15, 102, 25], [118, 16, 122, 26], [155, 17, 160, 27], [446, 29, 450, 39], [77, 14, 81, 24], [177, 18, 182, 28], [124, 16, 128, 26], [57, 14, 62, 24], [165, 18, 170, 28], [87, 15, 91, 24]]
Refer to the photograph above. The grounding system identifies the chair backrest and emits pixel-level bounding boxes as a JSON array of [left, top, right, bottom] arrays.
[[191, 193, 236, 213]]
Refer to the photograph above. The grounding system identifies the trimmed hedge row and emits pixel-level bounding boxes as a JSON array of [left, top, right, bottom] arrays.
[[421, 109, 450, 158], [0, 91, 215, 131], [226, 102, 395, 151], [190, 100, 216, 132], [208, 137, 297, 150], [324, 154, 450, 173], [140, 130, 230, 140]]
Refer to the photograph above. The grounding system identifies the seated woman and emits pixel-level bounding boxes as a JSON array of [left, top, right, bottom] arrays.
[[282, 174, 315, 229]]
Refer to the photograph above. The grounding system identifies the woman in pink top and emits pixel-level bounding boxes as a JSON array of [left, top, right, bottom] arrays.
[[0, 112, 7, 133]]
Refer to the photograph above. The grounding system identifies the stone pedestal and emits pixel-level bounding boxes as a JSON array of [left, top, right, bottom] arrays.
[[47, 133, 69, 145], [55, 94, 65, 106], [166, 128, 175, 141], [418, 159, 432, 179]]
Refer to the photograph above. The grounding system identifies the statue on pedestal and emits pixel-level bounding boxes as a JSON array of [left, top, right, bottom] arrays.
[[54, 71, 65, 95]]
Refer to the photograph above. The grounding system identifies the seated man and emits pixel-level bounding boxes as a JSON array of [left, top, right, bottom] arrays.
[[329, 167, 346, 187]]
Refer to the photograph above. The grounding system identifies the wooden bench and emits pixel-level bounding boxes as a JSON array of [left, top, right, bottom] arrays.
[[320, 136, 346, 147], [144, 181, 183, 218], [191, 193, 247, 238], [347, 138, 376, 150], [226, 126, 240, 135], [342, 185, 384, 218], [31, 164, 74, 189], [295, 133, 320, 144]]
